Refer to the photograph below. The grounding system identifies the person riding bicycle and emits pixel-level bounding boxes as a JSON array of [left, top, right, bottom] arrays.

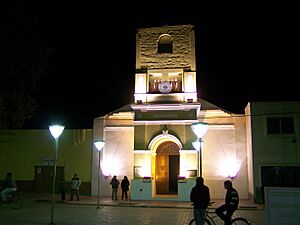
[[190, 177, 210, 225], [0, 172, 17, 202], [215, 180, 239, 225]]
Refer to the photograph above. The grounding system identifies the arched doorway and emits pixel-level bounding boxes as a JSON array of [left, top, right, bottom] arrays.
[[155, 141, 180, 195]]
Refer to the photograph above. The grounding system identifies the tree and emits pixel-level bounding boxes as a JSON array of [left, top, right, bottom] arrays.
[[0, 1, 52, 129]]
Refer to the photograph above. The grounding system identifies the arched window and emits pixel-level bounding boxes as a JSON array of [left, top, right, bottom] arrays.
[[157, 34, 173, 53]]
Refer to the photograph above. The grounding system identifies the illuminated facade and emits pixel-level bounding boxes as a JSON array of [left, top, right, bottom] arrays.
[[2, 27, 299, 202], [92, 25, 250, 200]]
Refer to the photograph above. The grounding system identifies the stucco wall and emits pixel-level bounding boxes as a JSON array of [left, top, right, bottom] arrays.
[[0, 129, 93, 193], [203, 125, 248, 199], [248, 101, 300, 201], [92, 116, 134, 197], [134, 124, 197, 150]]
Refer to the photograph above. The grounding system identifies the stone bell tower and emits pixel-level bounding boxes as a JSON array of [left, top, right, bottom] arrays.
[[130, 25, 201, 199], [134, 24, 198, 104]]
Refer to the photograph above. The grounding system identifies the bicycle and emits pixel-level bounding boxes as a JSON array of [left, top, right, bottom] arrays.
[[189, 202, 251, 225], [0, 190, 24, 209]]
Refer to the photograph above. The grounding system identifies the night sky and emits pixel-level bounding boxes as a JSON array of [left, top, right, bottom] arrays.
[[3, 2, 300, 129]]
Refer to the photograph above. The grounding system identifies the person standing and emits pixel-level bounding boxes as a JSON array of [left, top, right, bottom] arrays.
[[60, 179, 67, 202], [110, 175, 119, 200], [121, 176, 130, 200], [0, 172, 17, 202], [215, 180, 239, 225], [70, 173, 81, 201], [190, 177, 210, 225]]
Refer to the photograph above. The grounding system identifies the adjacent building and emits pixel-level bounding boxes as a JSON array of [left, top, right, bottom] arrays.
[[245, 101, 300, 202]]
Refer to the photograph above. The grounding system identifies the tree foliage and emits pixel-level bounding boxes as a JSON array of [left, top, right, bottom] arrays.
[[0, 1, 52, 129]]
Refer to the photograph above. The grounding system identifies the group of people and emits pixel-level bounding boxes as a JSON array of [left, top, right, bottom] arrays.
[[0, 172, 81, 203], [0, 172, 131, 203], [0, 172, 82, 203], [190, 177, 239, 225], [61, 174, 131, 201], [1, 172, 235, 225], [60, 173, 82, 202], [65, 173, 131, 201], [110, 175, 130, 200]]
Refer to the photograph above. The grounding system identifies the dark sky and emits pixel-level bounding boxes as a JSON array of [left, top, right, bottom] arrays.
[[8, 2, 299, 129]]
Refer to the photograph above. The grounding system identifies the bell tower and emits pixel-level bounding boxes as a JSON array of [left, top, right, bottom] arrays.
[[134, 25, 197, 104], [131, 25, 201, 198]]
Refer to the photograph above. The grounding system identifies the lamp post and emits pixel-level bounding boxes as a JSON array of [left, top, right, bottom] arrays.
[[94, 140, 105, 209], [48, 125, 64, 225], [191, 122, 208, 177]]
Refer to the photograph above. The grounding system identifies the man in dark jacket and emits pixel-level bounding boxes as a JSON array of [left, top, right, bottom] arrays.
[[121, 176, 130, 200], [215, 180, 239, 225], [190, 177, 210, 225], [110, 175, 120, 200]]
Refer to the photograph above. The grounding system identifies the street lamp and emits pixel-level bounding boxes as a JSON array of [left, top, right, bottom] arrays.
[[94, 140, 105, 209], [191, 122, 208, 177], [48, 125, 64, 225]]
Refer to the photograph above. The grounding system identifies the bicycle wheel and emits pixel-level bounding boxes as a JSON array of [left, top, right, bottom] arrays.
[[12, 194, 24, 209], [230, 217, 251, 225], [206, 214, 218, 225], [188, 218, 212, 225], [188, 218, 195, 225]]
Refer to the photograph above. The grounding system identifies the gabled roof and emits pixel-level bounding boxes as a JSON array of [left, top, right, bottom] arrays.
[[109, 104, 133, 114], [198, 98, 232, 113], [106, 98, 233, 116]]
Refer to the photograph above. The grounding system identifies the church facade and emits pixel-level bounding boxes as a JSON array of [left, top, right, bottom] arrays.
[[92, 25, 250, 200], [1, 25, 299, 203]]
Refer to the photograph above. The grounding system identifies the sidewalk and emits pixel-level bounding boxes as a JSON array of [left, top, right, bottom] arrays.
[[64, 195, 264, 210], [26, 192, 264, 210], [2, 193, 266, 225]]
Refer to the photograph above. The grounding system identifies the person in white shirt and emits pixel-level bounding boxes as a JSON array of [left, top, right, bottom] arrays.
[[70, 173, 81, 201]]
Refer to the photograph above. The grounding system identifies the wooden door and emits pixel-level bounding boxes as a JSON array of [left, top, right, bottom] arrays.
[[155, 154, 169, 194], [35, 166, 64, 193], [169, 155, 179, 194], [155, 141, 179, 195]]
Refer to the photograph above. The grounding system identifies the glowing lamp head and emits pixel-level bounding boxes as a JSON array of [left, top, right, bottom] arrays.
[[191, 122, 209, 139], [94, 141, 105, 151], [192, 140, 202, 151], [49, 125, 64, 140]]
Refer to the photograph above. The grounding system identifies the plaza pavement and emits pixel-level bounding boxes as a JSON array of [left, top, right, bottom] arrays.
[[15, 193, 266, 225], [43, 193, 265, 222], [64, 194, 264, 210]]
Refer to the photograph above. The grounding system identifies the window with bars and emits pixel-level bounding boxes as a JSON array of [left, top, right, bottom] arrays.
[[266, 117, 295, 134], [157, 34, 173, 53]]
